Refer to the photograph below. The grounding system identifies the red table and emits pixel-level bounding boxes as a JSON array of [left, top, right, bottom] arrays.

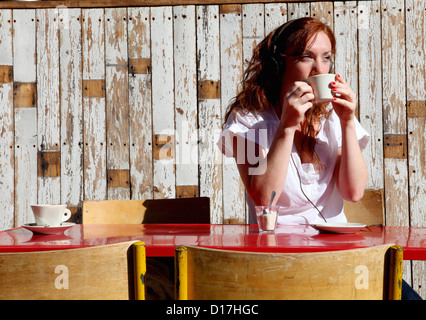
[[1, 224, 425, 260]]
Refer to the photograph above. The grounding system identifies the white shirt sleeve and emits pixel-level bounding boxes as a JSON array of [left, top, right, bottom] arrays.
[[217, 109, 278, 158]]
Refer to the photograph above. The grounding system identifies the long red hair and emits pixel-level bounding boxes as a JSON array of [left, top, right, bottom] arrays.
[[224, 17, 336, 169]]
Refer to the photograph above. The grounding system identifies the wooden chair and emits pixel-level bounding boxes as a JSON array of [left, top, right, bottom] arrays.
[[344, 190, 384, 225], [82, 197, 210, 224], [0, 241, 146, 300], [175, 244, 403, 300]]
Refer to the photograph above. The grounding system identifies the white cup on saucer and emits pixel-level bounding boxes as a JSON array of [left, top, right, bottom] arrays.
[[31, 204, 71, 227], [306, 74, 336, 103]]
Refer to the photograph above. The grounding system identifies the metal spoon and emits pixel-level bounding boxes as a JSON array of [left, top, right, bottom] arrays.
[[263, 190, 276, 215]]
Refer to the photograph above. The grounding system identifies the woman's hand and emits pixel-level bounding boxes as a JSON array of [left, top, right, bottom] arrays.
[[281, 81, 315, 130], [330, 75, 356, 124]]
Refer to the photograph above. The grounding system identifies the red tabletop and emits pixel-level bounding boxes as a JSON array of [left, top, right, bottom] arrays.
[[1, 224, 425, 260]]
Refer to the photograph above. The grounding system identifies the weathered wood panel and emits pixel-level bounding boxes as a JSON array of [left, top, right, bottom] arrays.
[[197, 5, 223, 224], [0, 9, 14, 229], [0, 0, 424, 297], [334, 1, 358, 106], [82, 9, 107, 200], [151, 6, 175, 199], [37, 9, 61, 205], [381, 0, 410, 227], [105, 7, 130, 200], [220, 4, 245, 224], [406, 0, 426, 298], [128, 6, 154, 200], [59, 8, 83, 214], [358, 1, 383, 190], [174, 5, 198, 194], [13, 10, 37, 227]]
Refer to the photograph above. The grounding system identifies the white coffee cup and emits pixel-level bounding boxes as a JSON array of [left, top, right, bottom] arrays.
[[31, 204, 71, 227], [306, 74, 336, 103]]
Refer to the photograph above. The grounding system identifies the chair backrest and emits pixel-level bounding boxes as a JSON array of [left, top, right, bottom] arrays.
[[175, 244, 403, 300], [0, 241, 146, 300], [82, 197, 210, 224], [344, 189, 384, 225]]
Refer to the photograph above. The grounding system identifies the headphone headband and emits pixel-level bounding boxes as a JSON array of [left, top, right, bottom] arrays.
[[270, 20, 293, 55]]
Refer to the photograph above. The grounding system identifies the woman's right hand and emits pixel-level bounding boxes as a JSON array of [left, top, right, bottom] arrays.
[[280, 81, 315, 130]]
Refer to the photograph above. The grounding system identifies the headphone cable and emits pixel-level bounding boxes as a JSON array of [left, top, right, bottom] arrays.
[[290, 153, 328, 223]]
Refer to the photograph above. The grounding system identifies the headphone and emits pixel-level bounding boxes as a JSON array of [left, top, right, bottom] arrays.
[[264, 20, 334, 76]]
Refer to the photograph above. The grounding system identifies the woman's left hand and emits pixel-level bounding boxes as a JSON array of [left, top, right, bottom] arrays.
[[330, 74, 356, 124]]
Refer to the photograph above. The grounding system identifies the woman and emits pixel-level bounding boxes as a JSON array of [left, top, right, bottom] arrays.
[[218, 17, 370, 225], [217, 18, 425, 299]]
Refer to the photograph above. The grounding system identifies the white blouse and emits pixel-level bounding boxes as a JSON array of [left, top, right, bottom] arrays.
[[217, 106, 370, 225]]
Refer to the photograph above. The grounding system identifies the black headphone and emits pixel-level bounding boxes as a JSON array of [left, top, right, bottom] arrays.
[[263, 20, 293, 77], [264, 20, 334, 76]]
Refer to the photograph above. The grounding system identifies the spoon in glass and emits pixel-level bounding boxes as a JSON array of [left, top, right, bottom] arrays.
[[262, 190, 276, 215]]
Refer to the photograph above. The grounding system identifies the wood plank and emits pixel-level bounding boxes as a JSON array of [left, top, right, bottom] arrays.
[[381, 0, 409, 228], [174, 5, 198, 189], [0, 9, 14, 229], [264, 2, 287, 35], [37, 9, 60, 152], [13, 10, 37, 227], [384, 159, 410, 226], [151, 6, 175, 199], [13, 82, 37, 108], [241, 3, 263, 220], [197, 4, 223, 224], [105, 7, 127, 66], [107, 169, 130, 188], [0, 10, 13, 67], [344, 189, 384, 225], [220, 4, 242, 14], [287, 2, 310, 19], [381, 0, 406, 134], [176, 185, 199, 198], [1, 0, 320, 10], [358, 1, 384, 190], [407, 100, 426, 118], [13, 9, 36, 82], [198, 80, 220, 99], [129, 58, 151, 74], [14, 108, 37, 226], [384, 134, 407, 159], [82, 8, 107, 200], [334, 1, 358, 112], [37, 151, 61, 178], [59, 8, 84, 208], [105, 8, 130, 200], [82, 79, 105, 98], [36, 9, 61, 209], [82, 9, 105, 79], [310, 1, 333, 28], [220, 4, 245, 224], [0, 65, 13, 83], [83, 197, 210, 224], [153, 134, 174, 160], [242, 3, 264, 71], [406, 0, 426, 299], [406, 0, 426, 227], [128, 6, 153, 200]]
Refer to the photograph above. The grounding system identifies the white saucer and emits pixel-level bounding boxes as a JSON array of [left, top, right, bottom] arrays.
[[310, 222, 366, 234], [22, 222, 76, 235]]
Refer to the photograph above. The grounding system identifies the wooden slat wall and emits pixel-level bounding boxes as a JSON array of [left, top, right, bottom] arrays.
[[0, 1, 424, 296]]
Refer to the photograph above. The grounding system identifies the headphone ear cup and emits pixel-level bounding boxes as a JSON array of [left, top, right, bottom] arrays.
[[263, 55, 281, 77]]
